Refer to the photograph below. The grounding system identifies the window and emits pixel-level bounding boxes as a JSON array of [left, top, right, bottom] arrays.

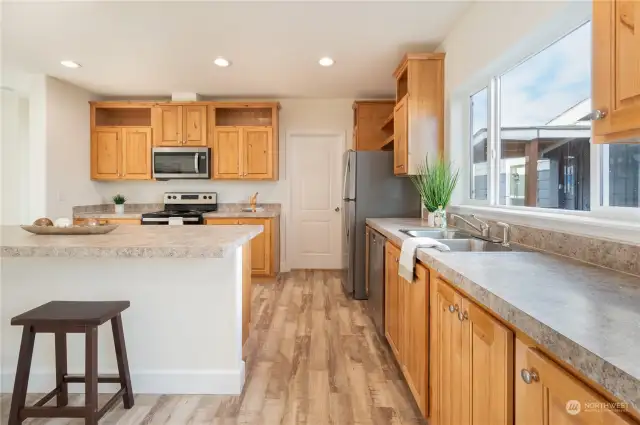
[[470, 88, 488, 200], [467, 21, 638, 213], [602, 145, 640, 207]]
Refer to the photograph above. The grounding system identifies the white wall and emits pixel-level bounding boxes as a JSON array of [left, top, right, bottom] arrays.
[[1, 91, 30, 225], [45, 77, 101, 219], [437, 0, 591, 205]]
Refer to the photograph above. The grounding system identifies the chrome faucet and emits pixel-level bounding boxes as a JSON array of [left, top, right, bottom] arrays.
[[450, 214, 491, 238]]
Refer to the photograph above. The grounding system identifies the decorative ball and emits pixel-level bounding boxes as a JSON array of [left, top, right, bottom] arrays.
[[33, 217, 54, 227], [54, 218, 73, 228]]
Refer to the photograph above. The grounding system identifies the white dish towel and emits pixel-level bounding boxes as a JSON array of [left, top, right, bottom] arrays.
[[399, 237, 450, 282]]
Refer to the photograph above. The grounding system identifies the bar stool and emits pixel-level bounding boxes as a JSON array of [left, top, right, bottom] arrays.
[[8, 301, 134, 425]]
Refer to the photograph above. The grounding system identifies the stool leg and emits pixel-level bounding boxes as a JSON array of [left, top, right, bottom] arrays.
[[85, 326, 98, 425], [111, 314, 134, 409], [55, 332, 68, 407], [9, 326, 36, 425]]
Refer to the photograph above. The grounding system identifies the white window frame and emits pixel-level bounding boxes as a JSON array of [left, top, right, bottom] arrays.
[[454, 19, 640, 244]]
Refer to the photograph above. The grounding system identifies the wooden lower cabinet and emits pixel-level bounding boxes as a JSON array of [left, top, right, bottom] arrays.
[[384, 242, 429, 417], [515, 338, 635, 425], [430, 276, 513, 425], [205, 217, 279, 277]]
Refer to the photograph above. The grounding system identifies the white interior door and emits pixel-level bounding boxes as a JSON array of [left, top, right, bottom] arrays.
[[289, 132, 344, 269]]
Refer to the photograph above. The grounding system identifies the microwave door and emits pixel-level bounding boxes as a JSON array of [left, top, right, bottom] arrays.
[[153, 148, 210, 179]]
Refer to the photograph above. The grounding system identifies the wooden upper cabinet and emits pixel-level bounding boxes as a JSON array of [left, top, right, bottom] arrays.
[[211, 103, 280, 180], [243, 127, 273, 179], [593, 0, 640, 143], [515, 338, 635, 425], [394, 97, 408, 175], [153, 105, 183, 146], [460, 298, 514, 425], [183, 105, 207, 146], [121, 128, 152, 179], [353, 101, 395, 150], [213, 128, 242, 179], [392, 53, 445, 174], [91, 128, 121, 180]]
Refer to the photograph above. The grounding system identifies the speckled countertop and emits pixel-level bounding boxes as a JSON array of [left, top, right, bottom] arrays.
[[367, 217, 640, 412], [73, 203, 280, 220], [0, 225, 262, 258]]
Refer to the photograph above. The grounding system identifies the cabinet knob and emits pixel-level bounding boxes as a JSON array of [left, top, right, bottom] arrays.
[[458, 311, 468, 321], [448, 304, 459, 313], [520, 368, 539, 384]]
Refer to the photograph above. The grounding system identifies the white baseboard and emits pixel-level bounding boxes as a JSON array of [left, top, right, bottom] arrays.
[[1, 363, 245, 395]]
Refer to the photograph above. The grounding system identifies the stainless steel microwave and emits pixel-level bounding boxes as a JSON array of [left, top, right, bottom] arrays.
[[152, 147, 210, 180]]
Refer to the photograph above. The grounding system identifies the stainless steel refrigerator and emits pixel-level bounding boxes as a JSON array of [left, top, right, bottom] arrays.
[[342, 150, 421, 299]]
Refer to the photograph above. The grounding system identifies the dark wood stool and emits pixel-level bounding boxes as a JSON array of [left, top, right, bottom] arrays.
[[8, 301, 134, 425]]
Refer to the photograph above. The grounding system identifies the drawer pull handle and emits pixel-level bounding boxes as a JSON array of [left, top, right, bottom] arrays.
[[521, 368, 539, 384]]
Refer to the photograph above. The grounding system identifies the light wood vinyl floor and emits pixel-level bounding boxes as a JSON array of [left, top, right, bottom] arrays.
[[1, 270, 425, 425]]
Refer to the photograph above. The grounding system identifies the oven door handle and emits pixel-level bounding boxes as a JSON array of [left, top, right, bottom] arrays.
[[194, 153, 200, 174]]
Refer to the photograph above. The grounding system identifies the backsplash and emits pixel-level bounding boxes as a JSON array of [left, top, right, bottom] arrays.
[[449, 214, 640, 277]]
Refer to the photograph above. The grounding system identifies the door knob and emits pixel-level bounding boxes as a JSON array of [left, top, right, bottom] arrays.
[[521, 368, 539, 384], [335, 207, 340, 212]]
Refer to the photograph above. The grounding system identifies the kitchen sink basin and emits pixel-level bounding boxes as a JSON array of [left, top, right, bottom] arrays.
[[435, 239, 524, 252], [400, 229, 463, 239]]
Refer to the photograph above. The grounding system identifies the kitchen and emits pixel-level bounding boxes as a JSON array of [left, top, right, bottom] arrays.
[[2, 0, 640, 424]]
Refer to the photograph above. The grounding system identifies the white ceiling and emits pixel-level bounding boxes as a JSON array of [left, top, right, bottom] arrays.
[[3, 1, 471, 98]]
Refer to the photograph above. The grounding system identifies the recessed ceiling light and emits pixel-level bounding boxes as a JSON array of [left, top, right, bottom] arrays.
[[319, 57, 335, 67], [60, 60, 81, 69], [214, 57, 231, 67]]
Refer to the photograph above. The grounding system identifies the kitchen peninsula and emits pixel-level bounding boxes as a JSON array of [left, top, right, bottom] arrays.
[[0, 224, 261, 395]]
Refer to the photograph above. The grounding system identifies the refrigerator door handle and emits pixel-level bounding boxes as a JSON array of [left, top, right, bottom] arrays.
[[342, 154, 350, 200]]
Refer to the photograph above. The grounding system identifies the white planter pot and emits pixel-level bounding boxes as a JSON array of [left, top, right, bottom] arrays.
[[426, 212, 436, 227], [115, 204, 125, 215]]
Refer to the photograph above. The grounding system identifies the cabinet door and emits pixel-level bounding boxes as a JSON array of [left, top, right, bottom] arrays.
[[393, 97, 408, 175], [213, 128, 242, 179], [460, 298, 514, 425], [183, 105, 207, 146], [384, 242, 401, 360], [515, 338, 635, 425], [91, 128, 121, 180], [239, 218, 271, 276], [242, 127, 273, 179], [153, 105, 183, 146], [593, 0, 640, 142], [431, 277, 464, 425], [403, 263, 429, 417], [121, 128, 152, 180]]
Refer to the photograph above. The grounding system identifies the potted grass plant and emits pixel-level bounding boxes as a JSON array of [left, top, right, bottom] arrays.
[[112, 194, 127, 215], [410, 156, 460, 228]]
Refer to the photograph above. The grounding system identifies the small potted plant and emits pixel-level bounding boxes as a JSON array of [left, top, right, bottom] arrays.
[[410, 156, 459, 228], [112, 194, 127, 215]]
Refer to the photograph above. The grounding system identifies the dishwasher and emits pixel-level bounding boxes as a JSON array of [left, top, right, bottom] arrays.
[[367, 228, 386, 336]]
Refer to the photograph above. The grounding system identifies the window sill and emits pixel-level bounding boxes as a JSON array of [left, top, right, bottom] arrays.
[[448, 205, 640, 246]]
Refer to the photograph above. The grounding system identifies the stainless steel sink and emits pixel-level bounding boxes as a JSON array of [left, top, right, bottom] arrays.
[[435, 239, 523, 252], [400, 229, 462, 239]]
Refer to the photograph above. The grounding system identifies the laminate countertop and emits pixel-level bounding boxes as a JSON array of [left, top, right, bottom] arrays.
[[0, 225, 262, 258], [72, 203, 281, 220], [366, 217, 640, 412]]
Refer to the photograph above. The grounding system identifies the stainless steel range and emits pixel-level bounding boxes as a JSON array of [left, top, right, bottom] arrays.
[[141, 192, 217, 225]]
